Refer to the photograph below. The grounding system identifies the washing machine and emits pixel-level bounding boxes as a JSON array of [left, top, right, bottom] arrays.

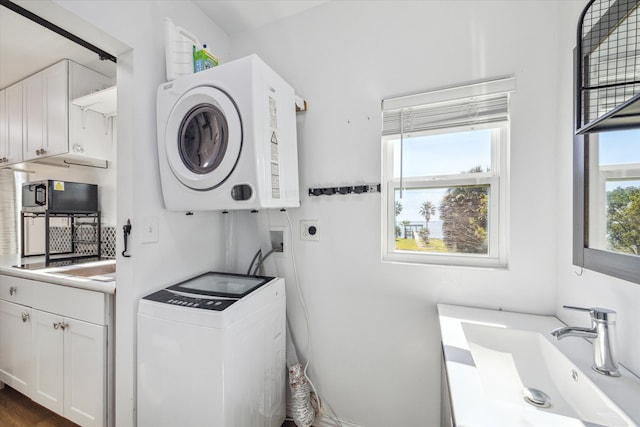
[[157, 54, 300, 211], [137, 272, 286, 427]]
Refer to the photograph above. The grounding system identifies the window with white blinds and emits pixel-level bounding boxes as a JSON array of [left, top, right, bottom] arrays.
[[381, 77, 513, 267], [382, 77, 514, 135], [382, 94, 509, 136]]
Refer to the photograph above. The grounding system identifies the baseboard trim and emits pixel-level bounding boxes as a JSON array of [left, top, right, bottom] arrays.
[[312, 414, 363, 427]]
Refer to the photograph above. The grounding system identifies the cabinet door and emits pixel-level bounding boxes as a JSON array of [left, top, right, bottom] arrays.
[[6, 82, 24, 164], [43, 61, 69, 157], [68, 62, 113, 162], [0, 89, 6, 163], [31, 309, 64, 415], [0, 300, 32, 395], [23, 71, 45, 161], [23, 61, 68, 161], [64, 318, 106, 427]]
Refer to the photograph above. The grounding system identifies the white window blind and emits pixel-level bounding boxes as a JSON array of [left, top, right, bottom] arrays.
[[382, 77, 515, 135]]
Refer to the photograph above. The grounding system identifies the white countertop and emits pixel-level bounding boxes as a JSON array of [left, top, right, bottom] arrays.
[[438, 304, 640, 427], [0, 254, 116, 294]]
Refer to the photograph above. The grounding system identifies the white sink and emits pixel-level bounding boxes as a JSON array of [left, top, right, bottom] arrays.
[[439, 304, 640, 427], [463, 323, 634, 426]]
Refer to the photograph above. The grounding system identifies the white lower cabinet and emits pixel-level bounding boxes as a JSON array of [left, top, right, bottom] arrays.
[[31, 309, 64, 413], [0, 300, 32, 395], [64, 317, 106, 427], [31, 310, 106, 427], [0, 275, 111, 427]]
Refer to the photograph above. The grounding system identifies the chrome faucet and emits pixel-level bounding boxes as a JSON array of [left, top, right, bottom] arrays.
[[551, 305, 620, 377]]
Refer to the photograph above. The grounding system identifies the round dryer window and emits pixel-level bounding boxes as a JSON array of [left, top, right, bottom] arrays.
[[165, 87, 242, 190], [179, 104, 228, 174]]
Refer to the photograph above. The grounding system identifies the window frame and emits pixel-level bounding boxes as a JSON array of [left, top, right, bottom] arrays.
[[381, 120, 509, 268], [587, 137, 640, 251], [573, 132, 640, 284]]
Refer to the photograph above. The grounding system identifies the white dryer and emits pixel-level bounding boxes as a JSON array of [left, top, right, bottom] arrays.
[[157, 54, 300, 211]]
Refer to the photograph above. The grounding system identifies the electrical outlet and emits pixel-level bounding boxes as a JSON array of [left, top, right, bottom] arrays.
[[301, 220, 319, 241]]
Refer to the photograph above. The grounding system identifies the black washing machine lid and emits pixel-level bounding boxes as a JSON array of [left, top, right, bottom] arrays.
[[166, 271, 273, 299], [165, 86, 243, 191]]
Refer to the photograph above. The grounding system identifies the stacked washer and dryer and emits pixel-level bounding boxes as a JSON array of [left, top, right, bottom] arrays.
[[137, 55, 299, 427]]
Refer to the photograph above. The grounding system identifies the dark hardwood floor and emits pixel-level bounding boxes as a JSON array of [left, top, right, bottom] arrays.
[[0, 384, 304, 427], [0, 385, 78, 427]]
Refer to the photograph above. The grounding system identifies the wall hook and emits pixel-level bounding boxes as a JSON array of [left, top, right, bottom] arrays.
[[122, 219, 132, 258]]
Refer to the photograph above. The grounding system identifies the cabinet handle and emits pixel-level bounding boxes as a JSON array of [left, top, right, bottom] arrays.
[[21, 313, 30, 323], [9, 286, 16, 296], [53, 322, 68, 330]]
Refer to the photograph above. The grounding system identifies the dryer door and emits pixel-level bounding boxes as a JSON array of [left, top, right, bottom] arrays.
[[165, 86, 242, 190]]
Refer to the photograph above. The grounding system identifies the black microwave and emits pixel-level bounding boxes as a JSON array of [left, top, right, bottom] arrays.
[[22, 180, 98, 213]]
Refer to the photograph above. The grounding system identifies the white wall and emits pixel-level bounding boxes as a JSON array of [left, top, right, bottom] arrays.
[[28, 1, 231, 425], [24, 135, 116, 226], [19, 2, 640, 427], [554, 2, 640, 376], [229, 2, 563, 426]]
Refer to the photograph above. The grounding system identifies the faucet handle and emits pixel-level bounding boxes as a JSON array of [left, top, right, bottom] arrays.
[[563, 305, 616, 322]]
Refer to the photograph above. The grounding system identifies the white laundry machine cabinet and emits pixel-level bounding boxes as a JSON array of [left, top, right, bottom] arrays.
[[157, 54, 300, 211], [137, 272, 286, 427]]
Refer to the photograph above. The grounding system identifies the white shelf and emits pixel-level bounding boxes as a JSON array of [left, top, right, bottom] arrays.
[[72, 86, 117, 117]]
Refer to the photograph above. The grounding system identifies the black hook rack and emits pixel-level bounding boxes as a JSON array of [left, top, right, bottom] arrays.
[[308, 184, 381, 197]]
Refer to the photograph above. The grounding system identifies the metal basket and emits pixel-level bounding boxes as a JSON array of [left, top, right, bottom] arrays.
[[576, 0, 640, 133]]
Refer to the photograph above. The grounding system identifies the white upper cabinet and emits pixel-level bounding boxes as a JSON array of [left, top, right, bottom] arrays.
[[0, 81, 24, 165], [4, 59, 112, 165], [23, 60, 69, 161], [0, 89, 6, 164], [67, 63, 114, 163]]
